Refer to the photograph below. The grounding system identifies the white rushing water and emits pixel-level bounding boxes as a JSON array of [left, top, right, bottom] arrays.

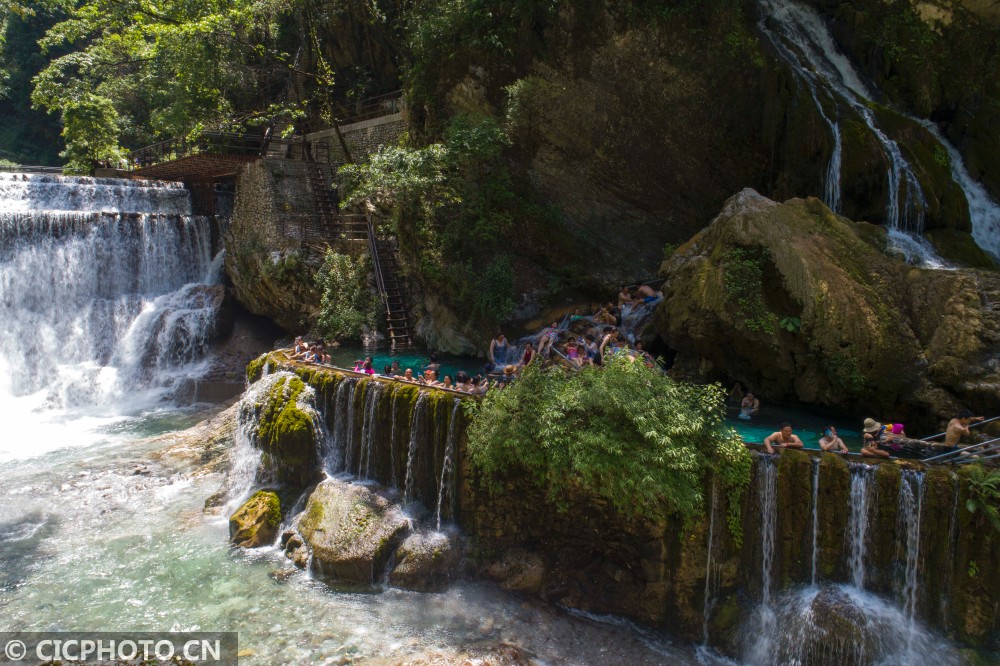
[[847, 461, 876, 589], [0, 173, 223, 462], [754, 0, 1000, 268]]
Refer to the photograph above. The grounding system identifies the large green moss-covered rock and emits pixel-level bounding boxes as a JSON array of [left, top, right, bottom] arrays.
[[229, 490, 281, 548], [298, 478, 410, 584], [655, 189, 1000, 428], [240, 372, 322, 487]]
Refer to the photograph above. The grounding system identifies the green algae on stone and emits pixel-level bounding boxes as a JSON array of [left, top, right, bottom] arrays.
[[229, 490, 281, 548]]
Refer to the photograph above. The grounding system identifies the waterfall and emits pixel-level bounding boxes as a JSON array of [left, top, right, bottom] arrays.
[[899, 469, 925, 658], [0, 174, 222, 435], [388, 386, 399, 488], [847, 462, 876, 589], [701, 477, 718, 645], [435, 399, 462, 530], [745, 454, 779, 663], [326, 377, 356, 475], [343, 378, 359, 473], [918, 119, 1000, 260], [358, 380, 384, 479], [810, 456, 820, 585], [403, 394, 428, 505], [756, 0, 944, 266]]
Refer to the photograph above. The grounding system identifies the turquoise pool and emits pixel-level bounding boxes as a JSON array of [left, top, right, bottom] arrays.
[[325, 346, 484, 381], [726, 402, 865, 452]]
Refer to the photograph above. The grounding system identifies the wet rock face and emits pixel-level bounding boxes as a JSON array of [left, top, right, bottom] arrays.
[[229, 490, 281, 548], [297, 479, 410, 584], [388, 529, 462, 592], [655, 189, 1000, 428]]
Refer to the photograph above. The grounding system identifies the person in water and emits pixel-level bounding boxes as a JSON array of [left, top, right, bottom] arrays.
[[518, 341, 535, 368], [489, 333, 512, 367], [763, 422, 804, 455], [819, 425, 849, 453], [738, 392, 760, 421], [618, 285, 633, 305], [944, 409, 985, 447], [728, 381, 745, 403], [537, 321, 561, 357], [861, 418, 892, 457]]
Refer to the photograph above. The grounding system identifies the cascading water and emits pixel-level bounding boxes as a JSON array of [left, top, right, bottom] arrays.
[[403, 394, 428, 505], [756, 0, 946, 267], [701, 477, 718, 645], [810, 456, 820, 585], [745, 454, 778, 663], [328, 377, 357, 475], [0, 173, 222, 461], [898, 469, 925, 659], [388, 386, 399, 488], [435, 399, 462, 530], [847, 462, 876, 589], [358, 381, 384, 479]]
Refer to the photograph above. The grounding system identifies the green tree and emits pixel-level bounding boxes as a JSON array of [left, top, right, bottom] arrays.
[[314, 250, 379, 342], [465, 356, 753, 541]]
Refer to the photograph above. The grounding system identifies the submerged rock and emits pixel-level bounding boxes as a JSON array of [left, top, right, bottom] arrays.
[[485, 550, 546, 595], [388, 530, 462, 592], [297, 479, 410, 584], [229, 490, 281, 548]]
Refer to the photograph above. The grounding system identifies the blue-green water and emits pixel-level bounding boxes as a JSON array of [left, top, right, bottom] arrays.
[[726, 402, 864, 452], [325, 346, 483, 381]]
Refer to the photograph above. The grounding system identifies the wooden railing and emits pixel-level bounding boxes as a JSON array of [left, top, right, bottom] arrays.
[[0, 165, 65, 175]]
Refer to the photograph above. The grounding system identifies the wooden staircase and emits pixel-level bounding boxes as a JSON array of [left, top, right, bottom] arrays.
[[366, 216, 416, 347]]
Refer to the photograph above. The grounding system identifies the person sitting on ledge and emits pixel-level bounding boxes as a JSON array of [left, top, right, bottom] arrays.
[[819, 425, 849, 453], [738, 391, 760, 421], [518, 341, 535, 368], [861, 418, 892, 457], [382, 364, 393, 376], [763, 422, 804, 455], [618, 285, 633, 305], [420, 368, 438, 385], [441, 375, 454, 389], [396, 368, 416, 382], [455, 372, 473, 392], [944, 409, 985, 447]]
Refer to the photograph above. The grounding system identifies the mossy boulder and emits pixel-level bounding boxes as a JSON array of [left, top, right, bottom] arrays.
[[297, 478, 411, 584], [388, 530, 462, 592], [240, 372, 322, 487], [655, 189, 1000, 429], [229, 490, 281, 548]]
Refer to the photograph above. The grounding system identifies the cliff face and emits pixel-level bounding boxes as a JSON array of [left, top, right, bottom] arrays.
[[654, 189, 1000, 427]]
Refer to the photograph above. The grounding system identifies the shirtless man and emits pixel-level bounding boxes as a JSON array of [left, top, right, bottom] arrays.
[[763, 422, 804, 455], [944, 410, 985, 447], [819, 426, 849, 453], [618, 286, 633, 305]]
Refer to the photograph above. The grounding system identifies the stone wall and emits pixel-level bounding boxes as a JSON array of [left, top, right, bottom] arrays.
[[224, 158, 364, 331], [306, 114, 406, 167]]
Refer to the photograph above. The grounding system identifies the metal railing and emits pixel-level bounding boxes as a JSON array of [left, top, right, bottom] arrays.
[[340, 91, 403, 125], [0, 165, 64, 175], [126, 132, 284, 170]]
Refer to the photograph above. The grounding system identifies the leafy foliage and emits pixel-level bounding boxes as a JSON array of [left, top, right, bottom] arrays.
[[314, 250, 378, 342], [964, 464, 1000, 533], [465, 356, 753, 541], [779, 316, 801, 333], [341, 114, 550, 328], [723, 247, 778, 334]]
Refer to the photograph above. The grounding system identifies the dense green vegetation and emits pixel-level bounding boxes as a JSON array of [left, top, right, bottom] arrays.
[[340, 114, 563, 329], [465, 355, 752, 540], [315, 250, 379, 341]]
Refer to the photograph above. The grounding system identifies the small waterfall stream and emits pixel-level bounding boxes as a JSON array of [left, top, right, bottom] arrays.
[[847, 462, 876, 589], [403, 394, 428, 505], [899, 469, 925, 658], [435, 399, 463, 530], [701, 477, 718, 645], [746, 454, 779, 662], [809, 456, 820, 585]]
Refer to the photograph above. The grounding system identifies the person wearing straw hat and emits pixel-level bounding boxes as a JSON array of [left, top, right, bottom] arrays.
[[861, 418, 891, 458]]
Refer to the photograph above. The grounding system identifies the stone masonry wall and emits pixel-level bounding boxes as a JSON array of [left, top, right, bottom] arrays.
[[306, 114, 406, 168]]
